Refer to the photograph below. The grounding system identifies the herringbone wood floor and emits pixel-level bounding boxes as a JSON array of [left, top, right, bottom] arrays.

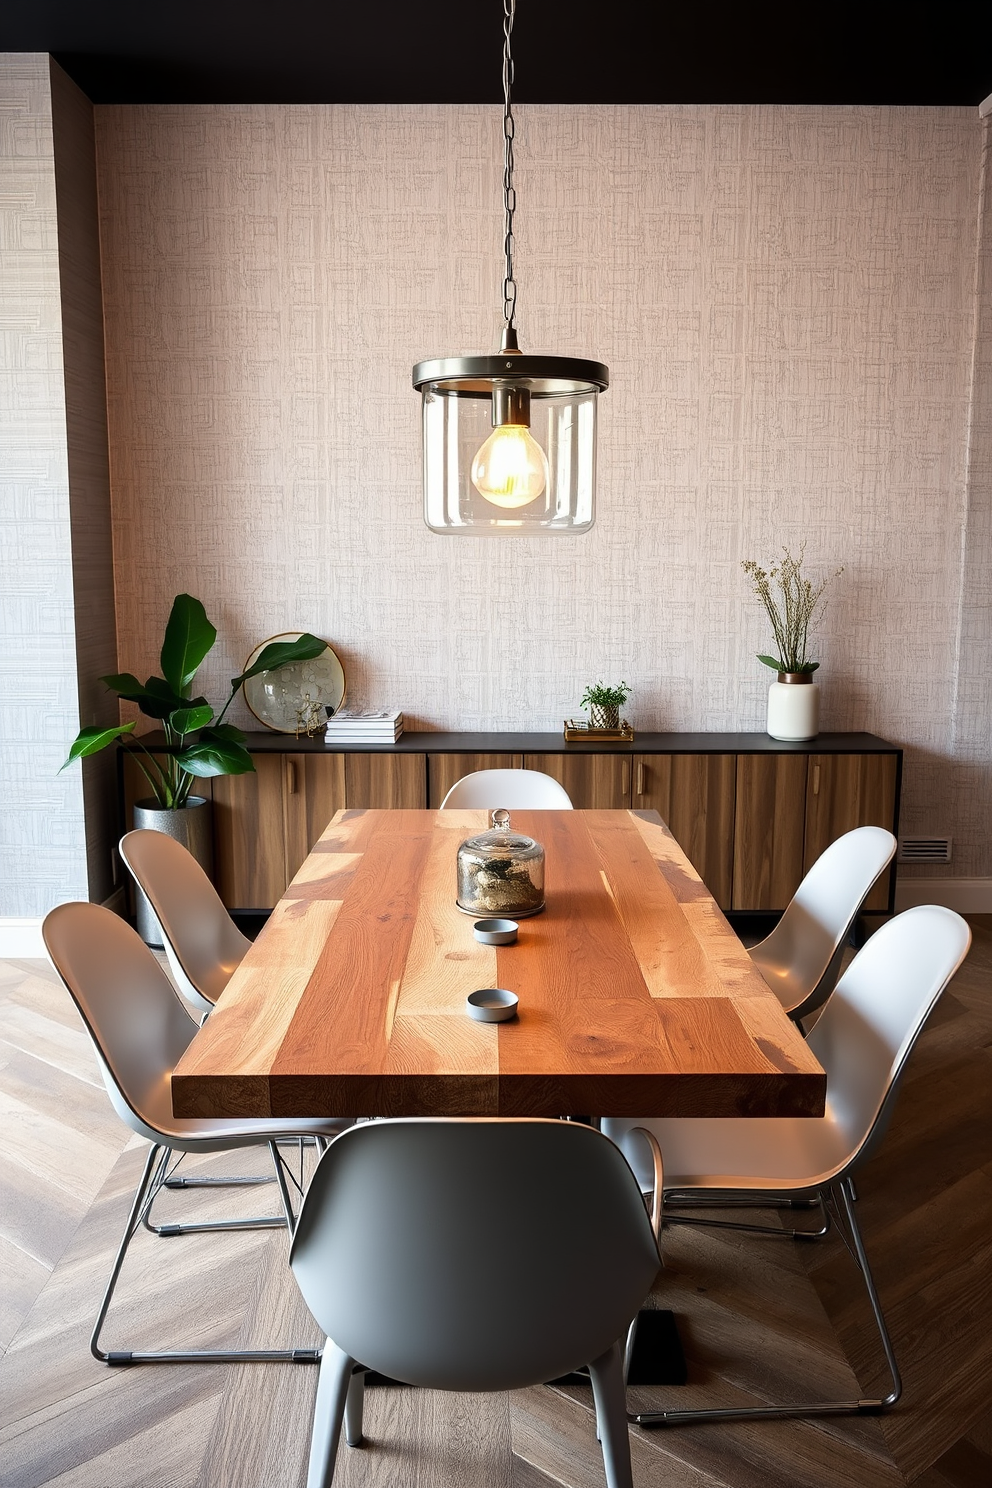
[[1, 922, 990, 1487]]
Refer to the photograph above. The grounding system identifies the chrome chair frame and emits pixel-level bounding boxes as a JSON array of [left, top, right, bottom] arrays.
[[605, 905, 972, 1427], [43, 900, 351, 1368]]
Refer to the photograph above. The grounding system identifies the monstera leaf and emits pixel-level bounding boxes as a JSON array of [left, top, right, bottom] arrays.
[[160, 595, 217, 697], [230, 632, 327, 691], [60, 722, 136, 771], [177, 724, 253, 778]]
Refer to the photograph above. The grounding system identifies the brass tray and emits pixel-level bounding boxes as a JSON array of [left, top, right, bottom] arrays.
[[563, 719, 635, 742]]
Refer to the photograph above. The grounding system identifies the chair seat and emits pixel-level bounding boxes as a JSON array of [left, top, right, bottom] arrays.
[[151, 1114, 351, 1154], [104, 1070, 350, 1152], [605, 1107, 854, 1194]]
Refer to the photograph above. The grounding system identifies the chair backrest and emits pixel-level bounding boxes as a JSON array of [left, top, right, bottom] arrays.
[[749, 826, 897, 1020], [290, 1118, 659, 1391], [439, 769, 573, 810], [809, 904, 971, 1167], [119, 829, 251, 1013], [42, 901, 199, 1144]]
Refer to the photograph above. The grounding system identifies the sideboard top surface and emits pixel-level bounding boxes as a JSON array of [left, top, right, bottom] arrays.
[[124, 730, 901, 756]]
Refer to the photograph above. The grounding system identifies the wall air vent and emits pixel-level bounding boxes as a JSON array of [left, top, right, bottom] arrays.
[[898, 836, 952, 864]]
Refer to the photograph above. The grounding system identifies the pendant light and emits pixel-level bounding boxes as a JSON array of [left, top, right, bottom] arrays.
[[413, 0, 609, 535]]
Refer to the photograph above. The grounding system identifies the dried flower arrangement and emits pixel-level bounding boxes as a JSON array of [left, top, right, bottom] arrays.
[[741, 548, 843, 676]]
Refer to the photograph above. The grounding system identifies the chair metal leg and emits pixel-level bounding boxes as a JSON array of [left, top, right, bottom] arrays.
[[163, 1173, 277, 1189], [305, 1342, 355, 1488], [628, 1179, 901, 1427], [588, 1342, 634, 1488], [663, 1189, 830, 1241], [665, 1192, 820, 1209], [162, 1136, 322, 1190], [141, 1144, 294, 1238], [91, 1140, 321, 1366]]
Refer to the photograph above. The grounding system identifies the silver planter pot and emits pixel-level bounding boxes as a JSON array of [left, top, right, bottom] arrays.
[[131, 796, 214, 946]]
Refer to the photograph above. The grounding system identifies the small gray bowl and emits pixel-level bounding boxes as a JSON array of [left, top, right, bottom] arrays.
[[472, 917, 519, 945], [466, 988, 519, 1023]]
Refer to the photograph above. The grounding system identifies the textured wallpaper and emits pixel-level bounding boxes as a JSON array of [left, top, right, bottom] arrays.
[[94, 104, 990, 875], [0, 55, 89, 915]]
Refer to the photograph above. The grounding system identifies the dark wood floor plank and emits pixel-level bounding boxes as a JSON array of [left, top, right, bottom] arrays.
[[512, 1384, 728, 1488]]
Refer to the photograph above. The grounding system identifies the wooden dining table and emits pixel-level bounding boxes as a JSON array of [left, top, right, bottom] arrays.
[[171, 808, 825, 1121]]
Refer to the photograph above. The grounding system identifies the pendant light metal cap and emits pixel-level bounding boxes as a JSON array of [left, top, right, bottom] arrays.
[[412, 353, 609, 397]]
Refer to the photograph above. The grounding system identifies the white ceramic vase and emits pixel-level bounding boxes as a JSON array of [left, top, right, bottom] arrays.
[[766, 675, 820, 741]]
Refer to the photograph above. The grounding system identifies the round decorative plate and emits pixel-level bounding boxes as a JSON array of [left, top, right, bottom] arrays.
[[242, 632, 346, 733]]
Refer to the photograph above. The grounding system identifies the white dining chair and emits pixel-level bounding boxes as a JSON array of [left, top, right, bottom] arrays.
[[43, 900, 352, 1366], [748, 825, 897, 1025], [603, 904, 971, 1426], [119, 828, 251, 1019], [440, 767, 573, 809], [289, 1117, 662, 1488]]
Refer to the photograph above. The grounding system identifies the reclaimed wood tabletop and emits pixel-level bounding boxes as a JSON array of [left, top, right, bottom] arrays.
[[171, 808, 825, 1120]]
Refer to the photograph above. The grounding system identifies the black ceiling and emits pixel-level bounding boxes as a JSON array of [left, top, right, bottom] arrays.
[[3, 1, 990, 107]]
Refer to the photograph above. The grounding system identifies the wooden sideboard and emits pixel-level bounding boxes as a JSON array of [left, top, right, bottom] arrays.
[[121, 731, 901, 917]]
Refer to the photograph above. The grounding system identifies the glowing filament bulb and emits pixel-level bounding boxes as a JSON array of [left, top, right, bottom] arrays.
[[471, 423, 549, 508]]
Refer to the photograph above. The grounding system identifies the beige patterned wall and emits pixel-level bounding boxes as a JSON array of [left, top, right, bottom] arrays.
[[95, 104, 990, 875], [951, 115, 992, 881], [0, 56, 87, 915]]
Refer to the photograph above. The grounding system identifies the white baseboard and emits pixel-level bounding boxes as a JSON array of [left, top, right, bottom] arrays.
[[895, 878, 992, 914], [0, 891, 127, 959], [0, 918, 46, 957]]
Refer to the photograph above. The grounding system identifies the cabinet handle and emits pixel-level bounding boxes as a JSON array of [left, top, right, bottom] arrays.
[[636, 762, 645, 797], [287, 761, 297, 795], [622, 763, 630, 797], [812, 764, 820, 797]]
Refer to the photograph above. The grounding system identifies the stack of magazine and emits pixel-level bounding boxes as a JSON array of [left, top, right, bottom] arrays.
[[324, 709, 404, 744]]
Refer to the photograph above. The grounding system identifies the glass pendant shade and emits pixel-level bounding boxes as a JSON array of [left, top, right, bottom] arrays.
[[414, 355, 608, 535], [412, 0, 608, 535]]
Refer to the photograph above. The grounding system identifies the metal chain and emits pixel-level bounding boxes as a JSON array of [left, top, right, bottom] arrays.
[[502, 0, 517, 330]]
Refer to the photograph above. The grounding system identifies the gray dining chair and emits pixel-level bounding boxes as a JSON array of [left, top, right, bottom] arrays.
[[119, 828, 251, 1019], [747, 825, 897, 1026], [119, 827, 290, 1201], [289, 1117, 662, 1488], [43, 900, 352, 1366], [604, 904, 971, 1425], [440, 768, 573, 808]]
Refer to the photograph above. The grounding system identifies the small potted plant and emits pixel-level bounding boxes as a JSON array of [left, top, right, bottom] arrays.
[[61, 594, 326, 941], [741, 547, 842, 741], [579, 680, 632, 732]]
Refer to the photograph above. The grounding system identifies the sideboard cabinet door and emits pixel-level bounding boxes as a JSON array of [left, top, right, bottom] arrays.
[[283, 754, 347, 885], [732, 754, 808, 911], [805, 754, 898, 912], [634, 754, 736, 909], [522, 753, 631, 808], [344, 753, 426, 809], [212, 755, 287, 911]]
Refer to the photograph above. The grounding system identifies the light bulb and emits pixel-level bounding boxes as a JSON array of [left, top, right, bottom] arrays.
[[471, 423, 549, 508]]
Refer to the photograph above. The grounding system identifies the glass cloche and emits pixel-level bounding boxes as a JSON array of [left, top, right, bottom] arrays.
[[456, 809, 546, 917]]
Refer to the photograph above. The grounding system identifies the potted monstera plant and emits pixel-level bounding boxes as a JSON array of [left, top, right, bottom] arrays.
[[62, 594, 326, 941]]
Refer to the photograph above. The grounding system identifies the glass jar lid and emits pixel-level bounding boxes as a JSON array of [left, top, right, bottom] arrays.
[[461, 808, 541, 858]]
